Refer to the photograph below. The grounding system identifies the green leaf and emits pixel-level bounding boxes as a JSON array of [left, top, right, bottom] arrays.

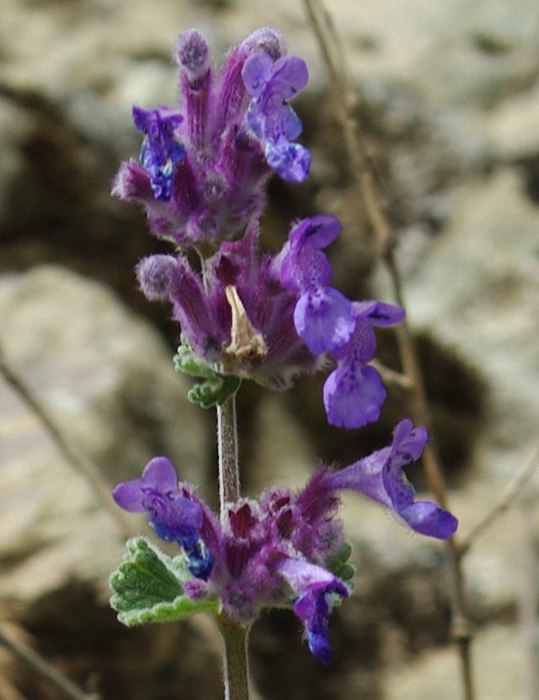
[[116, 594, 219, 627], [187, 374, 241, 408], [109, 537, 218, 626], [173, 342, 241, 408], [327, 541, 356, 583]]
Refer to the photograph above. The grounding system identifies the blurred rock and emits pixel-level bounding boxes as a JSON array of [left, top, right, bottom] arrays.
[[384, 624, 529, 700], [0, 265, 208, 600]]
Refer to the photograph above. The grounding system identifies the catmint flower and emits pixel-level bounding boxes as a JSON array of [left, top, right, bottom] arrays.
[[112, 422, 456, 661], [242, 52, 311, 182], [136, 213, 403, 426], [277, 215, 355, 355], [323, 301, 405, 429], [324, 419, 459, 538], [131, 106, 186, 201], [276, 216, 404, 427], [112, 457, 214, 579], [275, 558, 348, 664], [113, 28, 311, 247]]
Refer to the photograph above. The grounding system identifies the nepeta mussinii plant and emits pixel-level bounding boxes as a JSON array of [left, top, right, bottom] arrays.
[[109, 27, 458, 699]]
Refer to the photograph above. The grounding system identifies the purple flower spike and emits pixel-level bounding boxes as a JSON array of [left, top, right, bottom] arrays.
[[243, 53, 311, 182], [325, 420, 458, 539], [132, 106, 186, 201]]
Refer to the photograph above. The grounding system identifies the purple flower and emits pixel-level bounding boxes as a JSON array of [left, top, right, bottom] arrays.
[[132, 106, 186, 201], [324, 419, 459, 539], [323, 302, 405, 429], [243, 52, 311, 182], [113, 456, 349, 659], [277, 215, 355, 354], [136, 226, 321, 389], [277, 216, 405, 427], [112, 457, 214, 579], [275, 558, 348, 664], [294, 287, 355, 356]]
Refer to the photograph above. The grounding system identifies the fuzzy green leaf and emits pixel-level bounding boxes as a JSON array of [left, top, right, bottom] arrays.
[[173, 342, 241, 408], [327, 541, 356, 583], [109, 537, 218, 626]]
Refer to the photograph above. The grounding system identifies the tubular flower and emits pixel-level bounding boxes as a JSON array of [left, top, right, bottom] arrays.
[[242, 52, 311, 182], [324, 419, 459, 538], [276, 216, 404, 427], [322, 301, 405, 429]]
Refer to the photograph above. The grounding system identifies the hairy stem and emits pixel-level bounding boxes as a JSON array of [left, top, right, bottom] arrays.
[[216, 394, 251, 699], [217, 614, 251, 700], [217, 394, 240, 519]]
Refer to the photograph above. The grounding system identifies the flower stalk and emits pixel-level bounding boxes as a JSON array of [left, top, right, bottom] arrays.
[[217, 613, 251, 700], [217, 394, 240, 520], [217, 394, 252, 699]]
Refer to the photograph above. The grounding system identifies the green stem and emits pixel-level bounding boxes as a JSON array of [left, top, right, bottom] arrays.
[[217, 394, 240, 521], [216, 394, 251, 699], [217, 613, 251, 700]]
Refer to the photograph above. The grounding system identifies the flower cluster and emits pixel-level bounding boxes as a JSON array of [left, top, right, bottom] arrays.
[[113, 421, 457, 662], [113, 28, 310, 248], [113, 26, 405, 427]]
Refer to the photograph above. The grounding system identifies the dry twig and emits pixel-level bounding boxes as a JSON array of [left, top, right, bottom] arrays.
[[0, 622, 100, 700], [460, 443, 539, 555], [0, 340, 135, 540]]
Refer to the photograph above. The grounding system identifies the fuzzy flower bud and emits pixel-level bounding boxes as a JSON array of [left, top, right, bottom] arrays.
[[175, 29, 211, 83], [136, 254, 178, 300]]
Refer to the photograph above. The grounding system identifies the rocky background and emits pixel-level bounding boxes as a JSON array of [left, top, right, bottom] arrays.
[[1, 0, 539, 698]]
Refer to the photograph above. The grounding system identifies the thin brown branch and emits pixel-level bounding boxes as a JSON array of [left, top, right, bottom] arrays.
[[0, 622, 99, 700], [370, 359, 412, 390], [518, 489, 539, 700], [460, 443, 539, 555], [0, 340, 135, 540], [302, 0, 394, 256], [302, 2, 474, 697]]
